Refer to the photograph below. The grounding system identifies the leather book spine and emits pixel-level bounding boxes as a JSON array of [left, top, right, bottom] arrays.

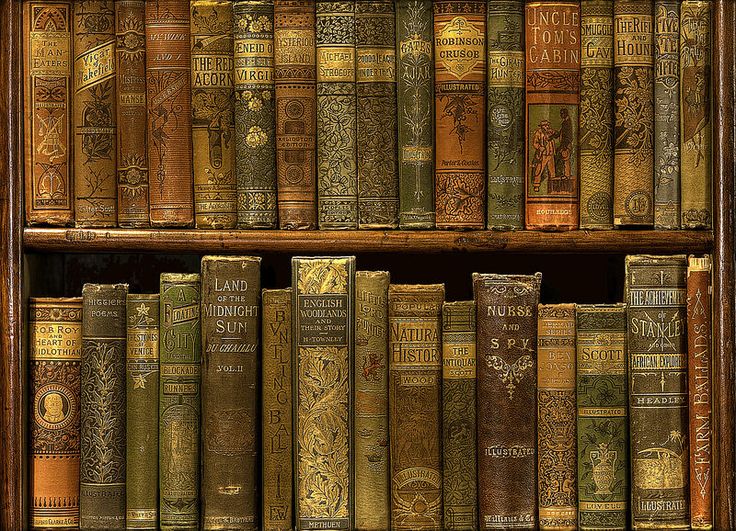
[[434, 0, 486, 230], [80, 284, 128, 530], [625, 255, 689, 529], [473, 272, 542, 530], [486, 1, 525, 230], [159, 273, 201, 530], [29, 298, 82, 529], [580, 0, 614, 230], [575, 304, 628, 531], [145, 1, 194, 227], [126, 294, 160, 530], [292, 257, 355, 529], [396, 0, 435, 229], [201, 256, 261, 530], [191, 1, 237, 229], [389, 284, 444, 530], [23, 1, 74, 227], [442, 300, 477, 530], [73, 1, 117, 227], [116, 1, 150, 228], [316, 0, 358, 229], [687, 256, 713, 530], [537, 304, 577, 531], [274, 0, 317, 230], [613, 0, 654, 227], [234, 0, 277, 229]]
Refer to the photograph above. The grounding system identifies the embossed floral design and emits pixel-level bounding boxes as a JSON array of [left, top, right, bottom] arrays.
[[615, 67, 654, 164], [246, 126, 268, 148], [440, 94, 478, 152], [580, 69, 614, 163]]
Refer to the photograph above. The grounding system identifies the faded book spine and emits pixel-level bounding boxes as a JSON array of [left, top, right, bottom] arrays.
[[473, 273, 542, 530], [192, 1, 236, 229], [442, 301, 477, 530], [434, 1, 486, 230], [389, 284, 444, 530], [159, 274, 201, 530], [126, 294, 159, 530], [73, 0, 117, 227], [80, 284, 128, 530], [292, 257, 355, 529], [30, 298, 82, 529], [625, 255, 689, 529], [24, 1, 74, 226], [201, 256, 261, 530]]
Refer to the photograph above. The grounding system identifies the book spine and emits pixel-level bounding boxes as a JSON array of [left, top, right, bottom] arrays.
[[473, 272, 542, 530], [434, 0, 486, 230], [116, 0, 150, 228], [687, 256, 713, 530], [126, 294, 159, 530], [389, 284, 444, 530], [29, 298, 82, 529], [274, 0, 317, 230], [613, 0, 654, 226], [159, 273, 201, 530], [235, 0, 277, 229], [191, 1, 237, 229], [73, 1, 117, 227], [580, 0, 614, 230], [23, 1, 74, 226], [145, 1, 194, 227], [354, 271, 390, 530], [625, 255, 689, 528], [442, 300, 477, 530], [356, 1, 399, 228], [575, 304, 628, 531], [80, 284, 128, 530], [292, 257, 355, 529], [201, 256, 261, 530], [537, 304, 576, 531], [316, 0, 358, 229], [680, 0, 712, 229], [487, 0, 525, 230], [396, 0, 435, 229], [262, 288, 294, 531]]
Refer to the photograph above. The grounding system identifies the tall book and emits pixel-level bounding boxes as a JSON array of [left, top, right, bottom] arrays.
[[29, 298, 82, 529], [442, 301, 477, 530], [201, 256, 261, 530], [354, 271, 390, 530], [126, 294, 159, 530], [434, 1, 486, 230], [396, 0, 435, 229], [292, 257, 355, 529], [159, 274, 201, 530], [80, 284, 127, 530], [473, 272, 542, 530], [23, 1, 74, 226], [625, 255, 689, 529], [576, 304, 628, 531], [388, 284, 444, 530]]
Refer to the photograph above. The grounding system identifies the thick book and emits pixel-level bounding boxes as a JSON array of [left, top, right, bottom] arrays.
[[576, 304, 628, 531], [201, 256, 261, 530], [389, 284, 444, 530], [159, 274, 201, 530], [80, 284, 128, 530], [473, 272, 542, 530], [23, 1, 74, 226], [442, 301, 477, 530], [434, 1, 486, 230], [292, 257, 355, 529], [625, 255, 689, 529], [126, 294, 159, 530], [29, 298, 82, 529]]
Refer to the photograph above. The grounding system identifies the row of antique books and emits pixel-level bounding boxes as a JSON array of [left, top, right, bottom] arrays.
[[24, 0, 712, 231], [30, 254, 712, 530]]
